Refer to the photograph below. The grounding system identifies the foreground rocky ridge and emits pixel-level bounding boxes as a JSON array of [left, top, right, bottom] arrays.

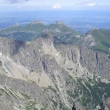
[[0, 33, 110, 110]]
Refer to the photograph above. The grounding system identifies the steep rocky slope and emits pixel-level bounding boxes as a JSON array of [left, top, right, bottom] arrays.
[[0, 32, 110, 110]]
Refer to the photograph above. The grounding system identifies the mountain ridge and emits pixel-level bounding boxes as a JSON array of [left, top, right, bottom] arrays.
[[0, 21, 110, 110], [0, 21, 110, 56], [0, 20, 79, 43], [0, 33, 110, 109]]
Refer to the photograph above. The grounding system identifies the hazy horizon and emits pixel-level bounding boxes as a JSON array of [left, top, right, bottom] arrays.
[[0, 0, 110, 11], [0, 10, 110, 33]]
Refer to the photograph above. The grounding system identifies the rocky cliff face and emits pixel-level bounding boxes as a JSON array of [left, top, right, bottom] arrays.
[[79, 46, 110, 80], [0, 33, 110, 110]]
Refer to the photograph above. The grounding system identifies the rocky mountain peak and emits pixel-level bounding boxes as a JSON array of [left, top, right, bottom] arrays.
[[55, 21, 64, 25], [31, 20, 43, 24]]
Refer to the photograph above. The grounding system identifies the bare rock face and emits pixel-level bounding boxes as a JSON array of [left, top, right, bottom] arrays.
[[0, 34, 110, 110], [0, 36, 76, 110], [56, 21, 64, 25], [0, 73, 64, 110], [75, 102, 86, 110], [103, 98, 110, 110], [79, 46, 110, 80], [106, 98, 110, 109]]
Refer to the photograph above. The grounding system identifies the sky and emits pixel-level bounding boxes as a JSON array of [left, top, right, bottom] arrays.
[[0, 0, 110, 11]]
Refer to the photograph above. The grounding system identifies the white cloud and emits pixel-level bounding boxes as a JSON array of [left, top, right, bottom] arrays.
[[52, 3, 62, 9], [87, 3, 96, 6]]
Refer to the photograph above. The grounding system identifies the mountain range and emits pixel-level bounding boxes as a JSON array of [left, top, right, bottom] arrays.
[[0, 21, 110, 110]]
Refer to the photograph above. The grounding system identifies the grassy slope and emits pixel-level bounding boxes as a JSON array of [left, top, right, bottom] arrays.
[[70, 77, 110, 109], [47, 24, 78, 35], [91, 29, 110, 54], [0, 24, 46, 33], [47, 24, 80, 44], [0, 23, 80, 43], [0, 24, 46, 41]]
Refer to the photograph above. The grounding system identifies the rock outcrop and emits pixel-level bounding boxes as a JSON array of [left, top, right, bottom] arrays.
[[0, 33, 110, 110]]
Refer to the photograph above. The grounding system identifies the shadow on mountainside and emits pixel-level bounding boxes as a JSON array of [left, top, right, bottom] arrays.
[[72, 105, 76, 110], [72, 102, 106, 110], [11, 40, 25, 55]]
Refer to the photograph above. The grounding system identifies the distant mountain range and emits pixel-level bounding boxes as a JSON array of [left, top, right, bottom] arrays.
[[0, 20, 110, 55], [0, 20, 79, 43]]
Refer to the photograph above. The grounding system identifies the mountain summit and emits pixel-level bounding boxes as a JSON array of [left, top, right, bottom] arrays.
[[30, 20, 43, 25], [55, 21, 64, 25]]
